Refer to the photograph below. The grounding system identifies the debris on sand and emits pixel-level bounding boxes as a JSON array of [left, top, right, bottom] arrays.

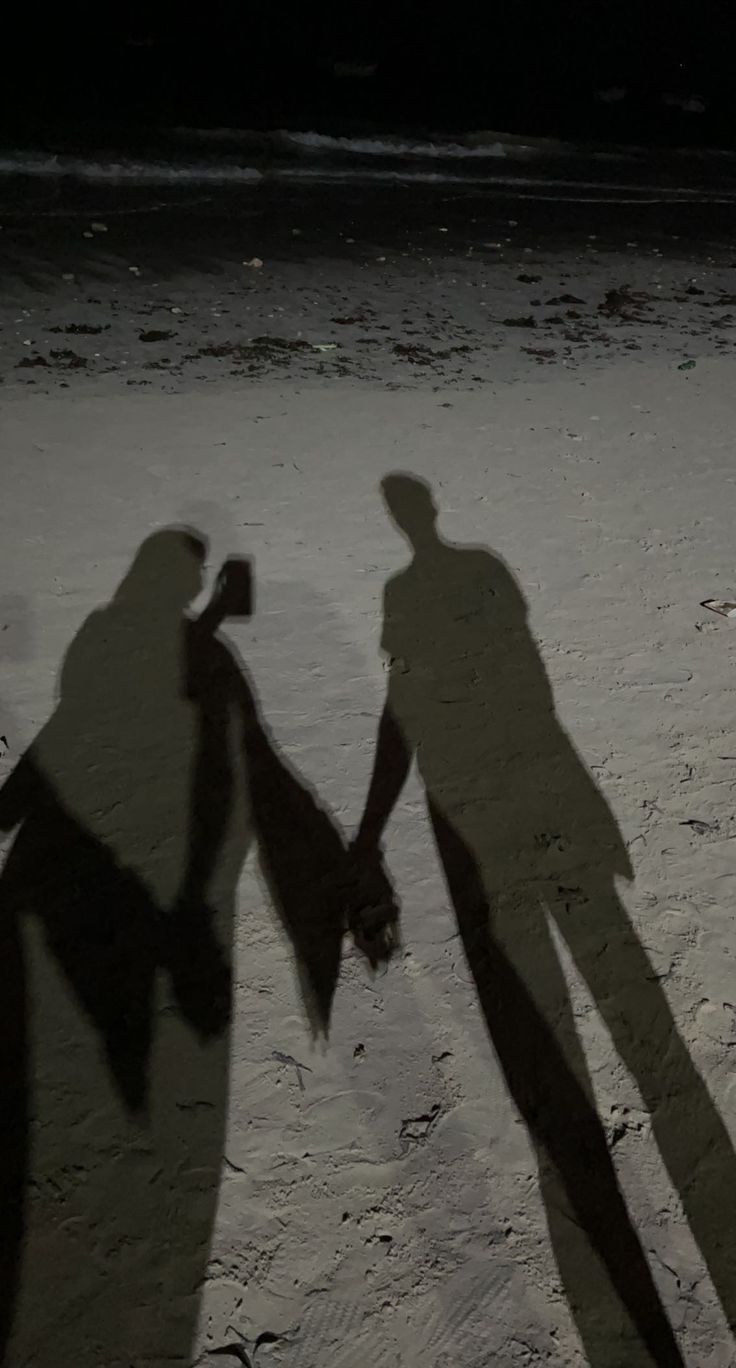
[[48, 323, 109, 335], [702, 598, 736, 618], [209, 1324, 301, 1367], [139, 329, 176, 343], [680, 818, 719, 835], [393, 341, 471, 365], [49, 349, 88, 369], [183, 335, 325, 374], [399, 1103, 442, 1151], [598, 286, 651, 320], [522, 346, 556, 362], [546, 293, 585, 306]]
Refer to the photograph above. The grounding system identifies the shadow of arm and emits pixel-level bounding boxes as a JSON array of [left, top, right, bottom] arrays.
[[354, 690, 412, 851]]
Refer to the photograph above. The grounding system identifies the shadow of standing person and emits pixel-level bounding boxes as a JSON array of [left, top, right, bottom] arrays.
[[0, 528, 245, 1366], [0, 596, 33, 1363], [0, 527, 390, 1366], [352, 474, 736, 1367]]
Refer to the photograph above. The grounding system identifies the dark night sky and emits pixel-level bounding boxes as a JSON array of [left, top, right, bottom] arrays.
[[4, 3, 735, 145]]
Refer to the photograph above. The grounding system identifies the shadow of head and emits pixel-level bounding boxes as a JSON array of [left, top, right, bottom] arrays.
[[381, 472, 438, 548], [113, 526, 208, 614]]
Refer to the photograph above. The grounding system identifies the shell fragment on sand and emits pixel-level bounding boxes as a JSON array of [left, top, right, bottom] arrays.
[[702, 599, 736, 618]]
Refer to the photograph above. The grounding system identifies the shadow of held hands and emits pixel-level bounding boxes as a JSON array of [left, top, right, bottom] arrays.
[[343, 838, 401, 968]]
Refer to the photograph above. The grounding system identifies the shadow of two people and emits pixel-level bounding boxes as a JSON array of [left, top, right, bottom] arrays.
[[1, 475, 735, 1368]]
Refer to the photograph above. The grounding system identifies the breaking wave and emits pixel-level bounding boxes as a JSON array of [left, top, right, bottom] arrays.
[[0, 152, 264, 184], [1, 128, 736, 201]]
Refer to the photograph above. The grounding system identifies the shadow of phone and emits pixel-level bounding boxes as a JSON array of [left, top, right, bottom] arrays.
[[217, 556, 253, 619], [199, 557, 254, 636]]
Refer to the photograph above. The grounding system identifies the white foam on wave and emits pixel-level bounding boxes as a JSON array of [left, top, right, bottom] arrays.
[[1, 139, 735, 202], [277, 164, 736, 201], [275, 130, 509, 158], [0, 152, 264, 184], [168, 125, 572, 159], [169, 124, 736, 167]]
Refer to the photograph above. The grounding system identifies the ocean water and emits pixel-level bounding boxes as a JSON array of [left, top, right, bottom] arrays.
[[2, 128, 736, 211]]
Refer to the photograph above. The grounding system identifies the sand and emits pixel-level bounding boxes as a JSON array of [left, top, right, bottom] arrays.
[[1, 192, 736, 1367]]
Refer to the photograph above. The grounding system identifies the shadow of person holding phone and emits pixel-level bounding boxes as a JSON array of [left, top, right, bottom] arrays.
[[0, 595, 33, 1363], [0, 528, 244, 1366], [0, 527, 383, 1367], [351, 473, 736, 1368]]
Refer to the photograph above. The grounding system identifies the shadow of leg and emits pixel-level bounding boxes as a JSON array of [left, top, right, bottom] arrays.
[[429, 802, 685, 1368], [559, 882, 736, 1335], [0, 917, 27, 1360]]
